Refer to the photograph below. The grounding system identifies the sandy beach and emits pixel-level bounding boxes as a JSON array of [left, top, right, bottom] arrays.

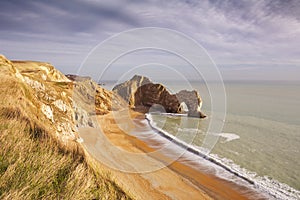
[[79, 111, 260, 200]]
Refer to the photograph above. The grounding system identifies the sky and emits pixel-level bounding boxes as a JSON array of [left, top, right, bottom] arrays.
[[1, 0, 300, 81]]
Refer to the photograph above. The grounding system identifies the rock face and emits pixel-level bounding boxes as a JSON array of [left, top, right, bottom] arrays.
[[4, 57, 78, 143], [67, 74, 126, 116], [0, 54, 121, 145], [113, 75, 206, 118], [134, 83, 181, 113]]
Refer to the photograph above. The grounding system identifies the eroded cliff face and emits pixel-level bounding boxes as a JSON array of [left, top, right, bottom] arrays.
[[112, 75, 151, 108], [66, 74, 126, 116], [0, 55, 118, 145], [113, 75, 206, 118]]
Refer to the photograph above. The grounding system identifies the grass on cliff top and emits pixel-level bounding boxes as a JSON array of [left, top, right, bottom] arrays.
[[0, 74, 132, 199]]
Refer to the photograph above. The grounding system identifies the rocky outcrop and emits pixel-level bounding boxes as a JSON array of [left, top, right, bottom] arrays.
[[176, 90, 206, 118], [113, 75, 151, 107], [8, 58, 78, 143], [65, 74, 92, 82], [113, 75, 206, 118], [134, 83, 181, 113], [67, 74, 126, 116]]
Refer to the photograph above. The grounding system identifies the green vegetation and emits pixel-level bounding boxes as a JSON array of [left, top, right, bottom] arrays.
[[0, 116, 131, 199], [0, 68, 132, 199]]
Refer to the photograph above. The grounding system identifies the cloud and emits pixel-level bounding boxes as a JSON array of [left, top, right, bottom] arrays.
[[0, 0, 299, 80]]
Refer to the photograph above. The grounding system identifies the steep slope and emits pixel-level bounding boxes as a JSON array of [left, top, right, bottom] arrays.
[[0, 55, 131, 199], [0, 56, 81, 144], [66, 74, 126, 116], [1, 55, 125, 144]]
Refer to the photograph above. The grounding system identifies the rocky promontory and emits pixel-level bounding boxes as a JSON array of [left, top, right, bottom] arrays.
[[113, 75, 206, 118]]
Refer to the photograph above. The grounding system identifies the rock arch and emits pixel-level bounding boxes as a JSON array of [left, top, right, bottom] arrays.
[[176, 90, 206, 118], [113, 75, 206, 118]]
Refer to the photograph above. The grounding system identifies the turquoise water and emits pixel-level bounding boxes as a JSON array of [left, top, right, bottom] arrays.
[[148, 81, 300, 198]]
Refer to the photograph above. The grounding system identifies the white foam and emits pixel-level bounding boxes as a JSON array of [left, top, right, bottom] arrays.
[[218, 132, 240, 142]]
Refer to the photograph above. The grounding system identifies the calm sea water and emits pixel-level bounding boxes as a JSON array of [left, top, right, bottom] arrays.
[[148, 81, 300, 198]]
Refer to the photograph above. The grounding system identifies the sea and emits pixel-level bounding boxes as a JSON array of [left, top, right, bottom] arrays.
[[104, 80, 300, 199]]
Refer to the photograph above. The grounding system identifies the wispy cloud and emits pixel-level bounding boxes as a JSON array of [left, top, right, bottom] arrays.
[[0, 0, 299, 80]]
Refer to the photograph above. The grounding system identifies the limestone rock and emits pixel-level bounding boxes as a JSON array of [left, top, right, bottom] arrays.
[[113, 75, 151, 107], [176, 90, 206, 118], [67, 75, 126, 116], [113, 75, 206, 118], [41, 104, 54, 122], [134, 83, 181, 113]]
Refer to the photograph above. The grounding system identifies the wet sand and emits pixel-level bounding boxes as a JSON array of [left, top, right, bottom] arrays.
[[79, 111, 260, 199]]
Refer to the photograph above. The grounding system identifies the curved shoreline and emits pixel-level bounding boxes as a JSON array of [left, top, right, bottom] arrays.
[[145, 113, 256, 184], [96, 111, 256, 199], [145, 112, 300, 200]]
